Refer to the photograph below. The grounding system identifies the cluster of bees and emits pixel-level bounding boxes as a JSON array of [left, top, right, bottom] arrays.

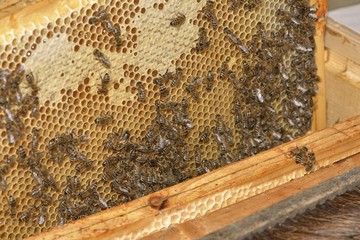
[[58, 178, 108, 225], [228, 0, 318, 159], [0, 0, 319, 232], [0, 65, 39, 144], [153, 68, 184, 100], [100, 100, 194, 204], [195, 115, 236, 174], [4, 127, 106, 225], [47, 131, 93, 172], [288, 146, 315, 171], [11, 127, 59, 224], [89, 8, 122, 46]]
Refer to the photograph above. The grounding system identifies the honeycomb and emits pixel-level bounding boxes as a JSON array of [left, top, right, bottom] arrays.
[[0, 0, 319, 238]]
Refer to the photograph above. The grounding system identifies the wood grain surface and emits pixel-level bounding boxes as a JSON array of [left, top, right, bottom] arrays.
[[144, 154, 360, 240]]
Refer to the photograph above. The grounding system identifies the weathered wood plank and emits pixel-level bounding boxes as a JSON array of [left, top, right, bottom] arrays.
[[144, 154, 360, 240]]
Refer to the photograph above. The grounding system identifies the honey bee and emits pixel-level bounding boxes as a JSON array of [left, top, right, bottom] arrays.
[[89, 17, 100, 25], [40, 193, 53, 207], [29, 95, 39, 118], [98, 195, 108, 209], [194, 145, 202, 173], [219, 61, 229, 79], [159, 84, 169, 99], [44, 173, 59, 191], [66, 145, 80, 161], [181, 98, 188, 111], [113, 35, 123, 47], [204, 11, 218, 29], [96, 8, 110, 21], [112, 25, 121, 37], [204, 70, 214, 91], [112, 26, 122, 47], [0, 69, 10, 89], [110, 182, 132, 197], [75, 159, 94, 173], [30, 128, 40, 151], [25, 72, 40, 94], [3, 106, 15, 123], [185, 84, 199, 102], [205, 0, 215, 8], [64, 176, 81, 196], [0, 175, 7, 190], [254, 88, 265, 103], [29, 184, 44, 199], [287, 146, 314, 171], [160, 69, 174, 82], [239, 44, 251, 56], [120, 129, 131, 145], [308, 151, 315, 162], [20, 207, 34, 223], [0, 93, 7, 107], [89, 8, 109, 24], [7, 75, 23, 105], [228, 71, 239, 89], [229, 0, 240, 11], [58, 197, 69, 224], [307, 10, 318, 21], [199, 127, 211, 143], [169, 13, 186, 27], [12, 115, 24, 134], [47, 136, 61, 151], [95, 113, 113, 126], [38, 207, 47, 225], [153, 77, 164, 86], [153, 78, 168, 99], [101, 19, 114, 33], [171, 67, 183, 87], [136, 81, 146, 102], [185, 77, 201, 102], [0, 156, 14, 175], [244, 0, 262, 10], [93, 49, 111, 69], [5, 121, 23, 144], [111, 25, 122, 46], [17, 145, 27, 167], [0, 165, 8, 177], [223, 27, 240, 45], [102, 168, 122, 182], [144, 126, 158, 144], [8, 195, 16, 216], [103, 131, 120, 151], [201, 0, 218, 29], [305, 151, 316, 171], [98, 73, 111, 94], [195, 27, 210, 53], [223, 27, 249, 55]]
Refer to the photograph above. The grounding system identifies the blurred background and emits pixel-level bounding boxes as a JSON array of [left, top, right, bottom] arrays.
[[329, 0, 360, 10]]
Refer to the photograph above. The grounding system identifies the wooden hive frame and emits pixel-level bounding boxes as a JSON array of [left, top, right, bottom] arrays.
[[325, 17, 360, 126], [0, 0, 341, 239]]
